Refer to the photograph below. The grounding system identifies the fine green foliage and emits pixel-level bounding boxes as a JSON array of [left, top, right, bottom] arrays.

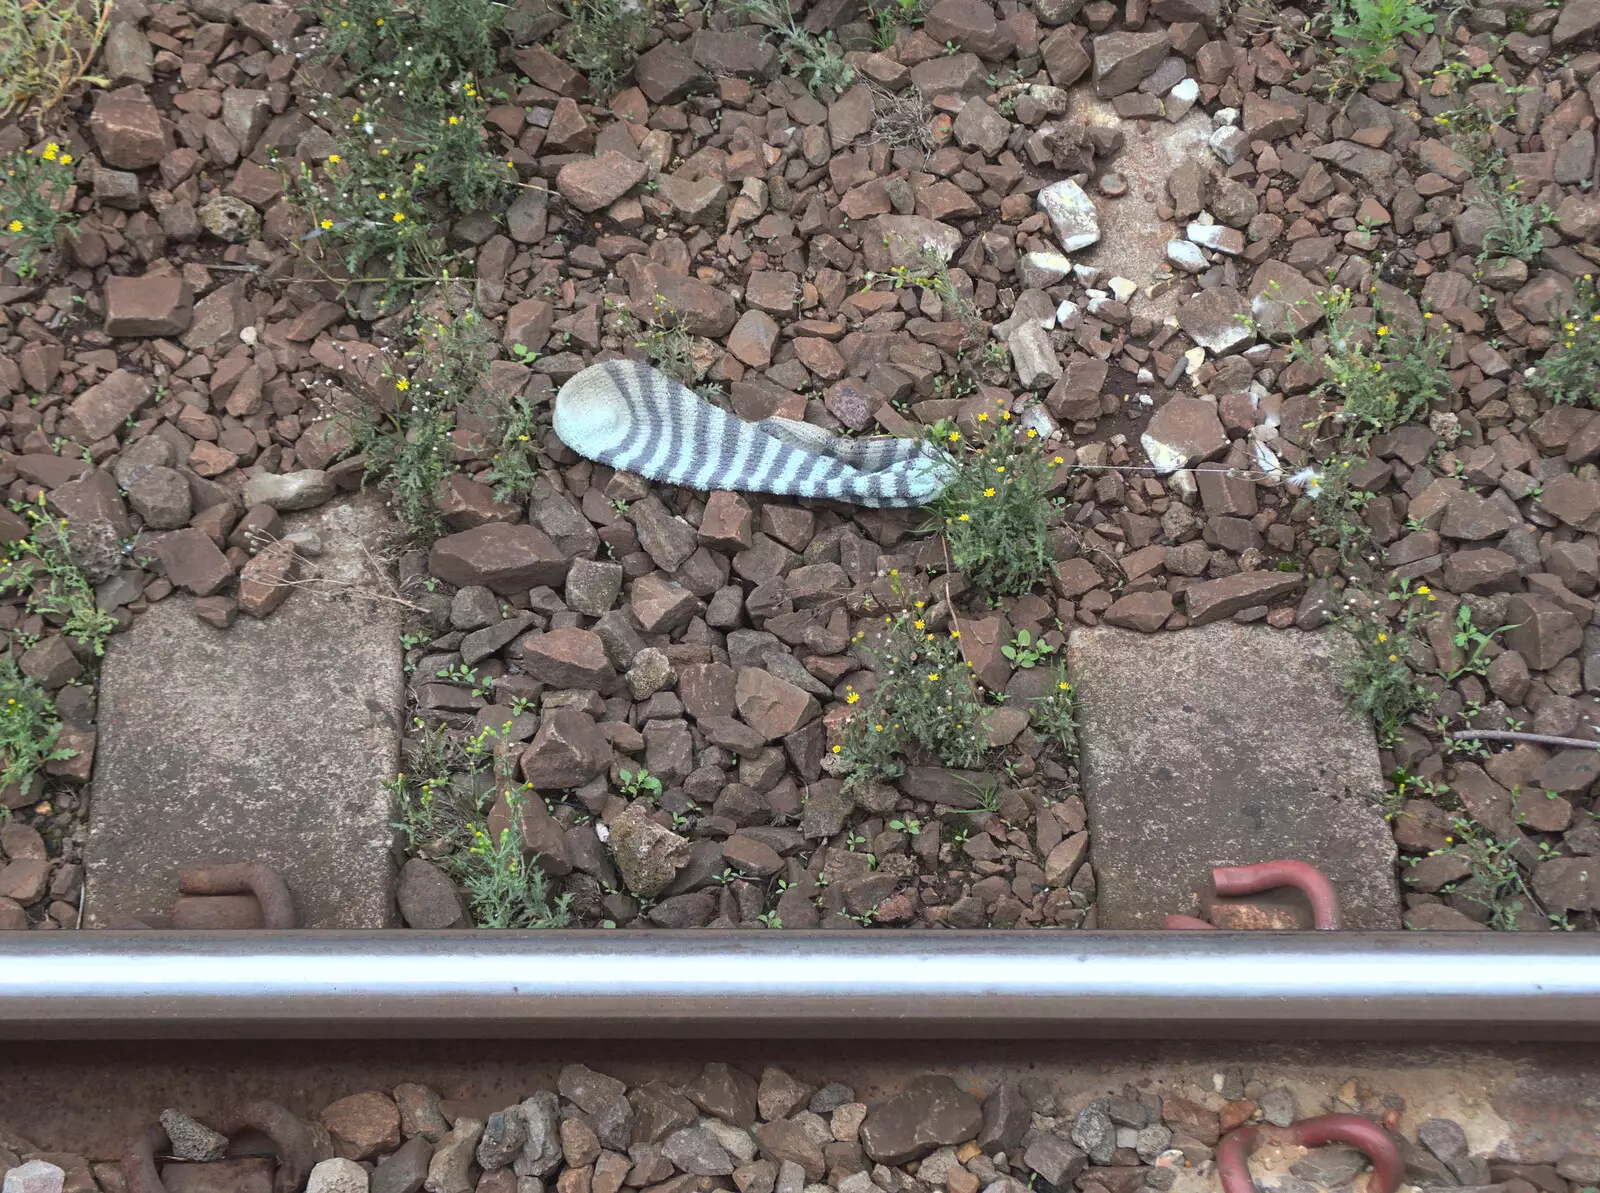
[[0, 142, 76, 278], [1340, 585, 1437, 745], [1529, 275, 1600, 407], [293, 97, 515, 296], [837, 602, 987, 788], [1431, 817, 1544, 932], [319, 0, 500, 98], [869, 0, 923, 48], [1329, 0, 1433, 86], [0, 0, 109, 127], [0, 653, 74, 792], [556, 0, 654, 99], [1029, 663, 1079, 758], [457, 793, 574, 929], [725, 0, 854, 95], [480, 388, 542, 503], [390, 728, 572, 929], [1475, 172, 1550, 264], [348, 305, 493, 538], [862, 240, 980, 338], [0, 499, 118, 656], [1298, 456, 1375, 563], [1296, 291, 1452, 446], [928, 403, 1055, 599]]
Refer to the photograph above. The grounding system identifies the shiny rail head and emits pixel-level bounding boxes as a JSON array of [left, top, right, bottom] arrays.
[[1, 931, 1599, 1041]]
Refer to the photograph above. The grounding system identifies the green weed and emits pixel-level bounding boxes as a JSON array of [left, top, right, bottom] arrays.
[[0, 500, 117, 655], [1328, 0, 1433, 87], [861, 240, 979, 339], [346, 304, 493, 538], [1339, 585, 1437, 745], [618, 766, 663, 800], [1432, 816, 1544, 931], [725, 0, 854, 95], [869, 0, 922, 47], [319, 0, 499, 98], [1293, 290, 1451, 447], [456, 791, 574, 928], [1001, 628, 1054, 668], [0, 653, 74, 792], [1475, 173, 1550, 264], [556, 0, 654, 99], [0, 142, 76, 278], [1529, 275, 1600, 407], [0, 0, 109, 128], [928, 402, 1054, 598], [837, 600, 987, 788], [1029, 663, 1078, 758], [480, 389, 543, 503]]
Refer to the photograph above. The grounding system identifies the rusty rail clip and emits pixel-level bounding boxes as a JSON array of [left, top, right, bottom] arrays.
[[1216, 1114, 1404, 1193], [1165, 860, 1342, 931], [124, 1101, 317, 1193]]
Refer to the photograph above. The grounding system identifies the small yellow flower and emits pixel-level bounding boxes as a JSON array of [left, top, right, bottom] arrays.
[[1377, 633, 1387, 643], [395, 378, 411, 391], [958, 513, 970, 521], [977, 412, 988, 422], [6, 220, 20, 232], [1416, 585, 1430, 595], [58, 155, 71, 165], [873, 724, 883, 732], [846, 690, 860, 705], [1423, 312, 1433, 320], [1377, 325, 1389, 336], [1057, 681, 1069, 690], [995, 465, 1005, 473], [448, 116, 460, 125], [375, 16, 384, 23], [948, 431, 960, 442], [831, 744, 841, 753], [1026, 428, 1037, 437], [327, 154, 341, 164], [1389, 654, 1399, 662], [41, 143, 58, 160], [914, 600, 925, 608], [320, 218, 333, 230], [378, 191, 387, 199], [914, 619, 925, 630], [1001, 411, 1011, 420], [984, 487, 996, 497], [1053, 455, 1064, 464], [949, 630, 959, 639], [927, 672, 940, 682], [1566, 322, 1576, 332], [393, 211, 405, 221]]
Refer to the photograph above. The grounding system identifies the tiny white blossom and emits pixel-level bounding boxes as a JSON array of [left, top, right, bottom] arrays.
[[1288, 467, 1322, 497]]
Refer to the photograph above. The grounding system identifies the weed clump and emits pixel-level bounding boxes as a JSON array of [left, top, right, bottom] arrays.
[[557, 0, 654, 99], [0, 141, 77, 278], [0, 654, 75, 793], [836, 599, 987, 787], [1339, 583, 1437, 746], [319, 0, 500, 98], [391, 723, 573, 928], [0, 0, 109, 127], [1325, 0, 1432, 91], [1529, 274, 1600, 407], [928, 402, 1054, 598], [0, 499, 118, 656], [346, 303, 492, 538], [725, 0, 854, 96], [1029, 663, 1078, 758], [1293, 290, 1451, 445]]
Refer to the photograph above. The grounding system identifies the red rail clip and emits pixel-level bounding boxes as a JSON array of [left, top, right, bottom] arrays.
[[1165, 860, 1342, 931], [1217, 1115, 1404, 1193]]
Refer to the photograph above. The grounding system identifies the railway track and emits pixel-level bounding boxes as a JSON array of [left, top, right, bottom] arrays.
[[3, 931, 1600, 1193]]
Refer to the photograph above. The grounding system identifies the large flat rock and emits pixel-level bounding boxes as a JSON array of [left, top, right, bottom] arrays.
[[1069, 622, 1401, 929], [85, 497, 405, 928]]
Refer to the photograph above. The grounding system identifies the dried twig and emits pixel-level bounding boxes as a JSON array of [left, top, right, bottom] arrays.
[[1447, 729, 1600, 751]]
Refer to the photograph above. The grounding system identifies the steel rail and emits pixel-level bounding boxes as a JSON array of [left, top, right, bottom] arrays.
[[2, 931, 1599, 1040]]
